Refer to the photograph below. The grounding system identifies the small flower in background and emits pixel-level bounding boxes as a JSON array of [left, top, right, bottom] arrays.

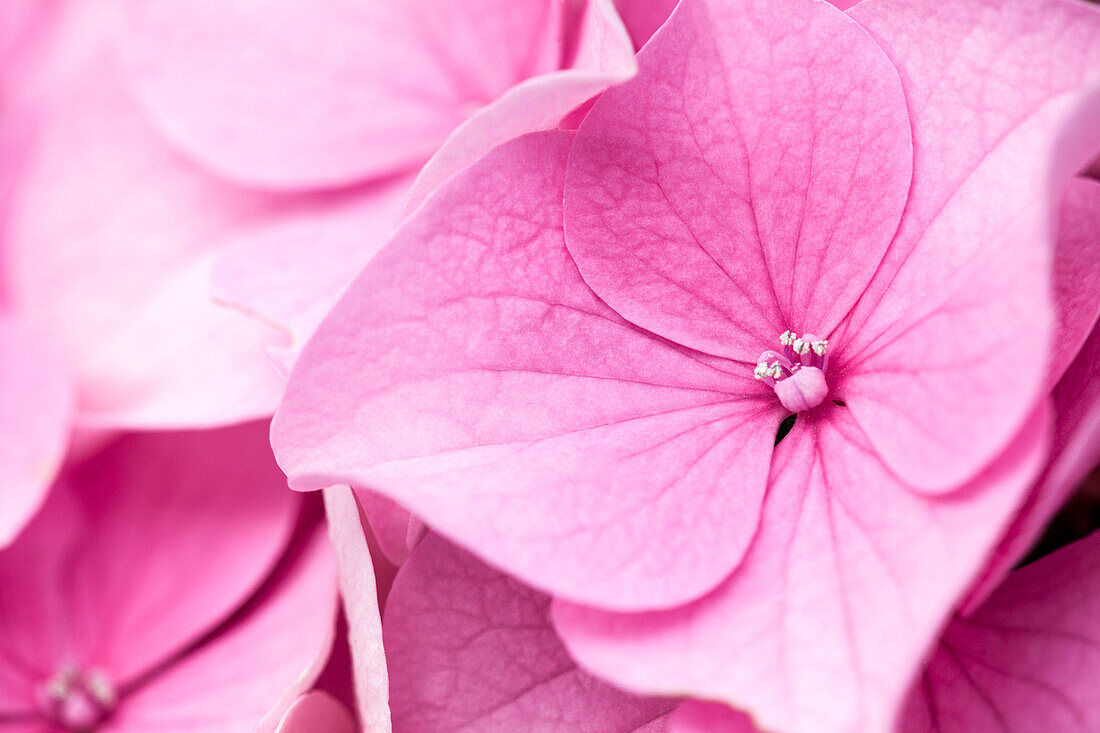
[[0, 424, 338, 732]]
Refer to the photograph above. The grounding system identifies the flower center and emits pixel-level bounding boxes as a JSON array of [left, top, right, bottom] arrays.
[[753, 330, 830, 412], [37, 665, 116, 731]]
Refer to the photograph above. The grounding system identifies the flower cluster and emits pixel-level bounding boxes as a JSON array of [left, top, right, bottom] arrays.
[[2, 0, 1100, 731]]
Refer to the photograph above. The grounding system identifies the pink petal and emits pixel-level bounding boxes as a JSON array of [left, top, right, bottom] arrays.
[[354, 489, 417, 567], [838, 0, 1100, 492], [384, 533, 676, 732], [273, 132, 780, 611], [0, 422, 299, 708], [104, 513, 339, 733], [613, 0, 679, 48], [312, 612, 358, 721], [563, 0, 912, 363], [554, 406, 1050, 733], [667, 702, 759, 733], [1049, 178, 1100, 386], [275, 691, 356, 733], [899, 529, 1100, 733], [962, 177, 1100, 610], [6, 59, 287, 429], [119, 0, 565, 189], [322, 487, 391, 733], [401, 0, 636, 216], [212, 174, 414, 364], [0, 316, 73, 547]]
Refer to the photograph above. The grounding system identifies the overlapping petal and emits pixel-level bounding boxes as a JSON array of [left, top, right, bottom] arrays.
[[5, 58, 287, 428], [106, 516, 338, 733], [273, 132, 781, 610], [0, 422, 298, 708], [384, 533, 676, 732], [900, 529, 1100, 733], [401, 0, 637, 216], [564, 0, 912, 364], [963, 177, 1100, 609], [666, 702, 758, 733], [839, 0, 1100, 492], [613, 0, 679, 48], [119, 0, 566, 189], [212, 175, 414, 368], [554, 406, 1050, 733]]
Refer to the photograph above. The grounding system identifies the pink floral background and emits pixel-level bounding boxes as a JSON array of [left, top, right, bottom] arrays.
[[2, 0, 1099, 731]]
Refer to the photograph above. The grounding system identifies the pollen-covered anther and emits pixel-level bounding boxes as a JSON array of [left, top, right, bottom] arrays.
[[811, 339, 828, 356], [753, 360, 782, 381], [779, 330, 797, 347]]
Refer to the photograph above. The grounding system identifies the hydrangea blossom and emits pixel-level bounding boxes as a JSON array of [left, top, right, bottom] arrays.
[[0, 424, 337, 732], [272, 0, 1100, 730]]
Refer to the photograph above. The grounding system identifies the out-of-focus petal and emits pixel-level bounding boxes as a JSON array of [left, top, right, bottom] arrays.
[[612, 0, 679, 48], [401, 0, 637, 215], [667, 702, 759, 733], [961, 177, 1100, 610], [900, 529, 1100, 732], [0, 316, 73, 547], [6, 58, 287, 428], [104, 513, 338, 733], [0, 423, 298, 705], [212, 174, 413, 367], [119, 0, 565, 189]]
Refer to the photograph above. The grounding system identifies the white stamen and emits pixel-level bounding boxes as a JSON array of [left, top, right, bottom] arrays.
[[45, 678, 68, 701], [792, 338, 811, 356], [754, 360, 782, 380], [85, 671, 116, 707], [779, 330, 797, 346], [811, 339, 828, 356]]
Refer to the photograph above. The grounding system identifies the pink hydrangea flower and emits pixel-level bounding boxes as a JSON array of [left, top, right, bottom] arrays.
[[0, 424, 338, 732], [272, 0, 1100, 730]]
